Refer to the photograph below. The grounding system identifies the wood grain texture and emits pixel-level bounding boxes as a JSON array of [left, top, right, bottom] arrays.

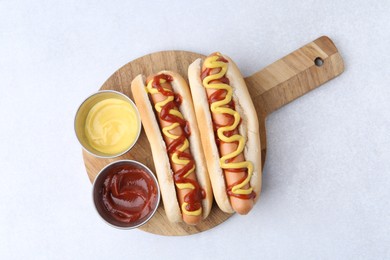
[[82, 36, 344, 236], [246, 36, 344, 163]]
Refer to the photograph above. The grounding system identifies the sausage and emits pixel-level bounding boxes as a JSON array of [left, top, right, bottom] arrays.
[[188, 53, 262, 215], [131, 71, 213, 225], [146, 76, 202, 224], [203, 66, 254, 215]]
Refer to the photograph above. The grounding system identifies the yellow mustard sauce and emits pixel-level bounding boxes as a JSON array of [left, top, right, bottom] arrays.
[[203, 53, 253, 196], [146, 78, 201, 216], [85, 98, 139, 155]]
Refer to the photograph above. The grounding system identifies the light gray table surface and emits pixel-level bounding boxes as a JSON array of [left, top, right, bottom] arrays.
[[1, 1, 389, 259]]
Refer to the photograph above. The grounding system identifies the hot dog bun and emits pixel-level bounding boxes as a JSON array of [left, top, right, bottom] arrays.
[[188, 53, 262, 214], [131, 71, 213, 224]]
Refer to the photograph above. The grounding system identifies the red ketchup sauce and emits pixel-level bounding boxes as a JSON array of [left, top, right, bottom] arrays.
[[201, 55, 255, 200], [99, 163, 158, 223], [149, 74, 204, 212]]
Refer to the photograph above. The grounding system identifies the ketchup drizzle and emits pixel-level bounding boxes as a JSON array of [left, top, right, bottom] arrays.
[[227, 174, 256, 200], [150, 74, 204, 212]]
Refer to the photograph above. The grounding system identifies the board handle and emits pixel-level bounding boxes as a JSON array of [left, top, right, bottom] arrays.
[[246, 36, 344, 115]]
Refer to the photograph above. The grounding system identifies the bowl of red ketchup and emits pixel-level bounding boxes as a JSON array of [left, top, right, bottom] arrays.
[[92, 160, 160, 229]]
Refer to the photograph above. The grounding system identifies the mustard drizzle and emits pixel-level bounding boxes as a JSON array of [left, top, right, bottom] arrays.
[[146, 78, 201, 216], [202, 54, 253, 196]]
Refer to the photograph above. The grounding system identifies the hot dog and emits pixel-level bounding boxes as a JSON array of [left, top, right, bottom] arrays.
[[131, 71, 213, 225], [188, 53, 262, 215]]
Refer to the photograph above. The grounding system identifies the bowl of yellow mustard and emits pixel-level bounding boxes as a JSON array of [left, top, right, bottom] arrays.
[[75, 90, 141, 158]]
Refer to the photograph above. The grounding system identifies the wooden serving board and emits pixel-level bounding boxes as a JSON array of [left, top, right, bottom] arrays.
[[83, 36, 344, 236]]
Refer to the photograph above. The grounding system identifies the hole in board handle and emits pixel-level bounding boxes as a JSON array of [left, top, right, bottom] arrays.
[[314, 57, 324, 67]]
